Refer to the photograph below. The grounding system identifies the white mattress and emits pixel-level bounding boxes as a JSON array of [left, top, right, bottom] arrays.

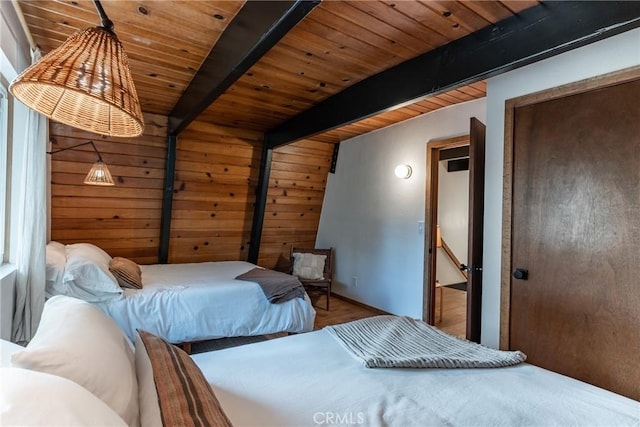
[[192, 330, 640, 427], [95, 261, 315, 343]]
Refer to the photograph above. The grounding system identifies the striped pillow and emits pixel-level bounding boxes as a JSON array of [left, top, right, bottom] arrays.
[[137, 330, 233, 427], [109, 257, 142, 289]]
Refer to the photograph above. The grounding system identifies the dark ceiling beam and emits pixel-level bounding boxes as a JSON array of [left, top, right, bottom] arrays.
[[168, 0, 320, 136], [265, 1, 640, 147], [160, 0, 319, 263]]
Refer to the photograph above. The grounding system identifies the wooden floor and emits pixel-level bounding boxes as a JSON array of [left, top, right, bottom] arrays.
[[191, 291, 468, 353], [435, 287, 467, 338], [312, 290, 467, 338], [313, 294, 384, 330]]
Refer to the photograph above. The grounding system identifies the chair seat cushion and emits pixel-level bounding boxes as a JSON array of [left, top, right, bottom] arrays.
[[301, 278, 330, 287]]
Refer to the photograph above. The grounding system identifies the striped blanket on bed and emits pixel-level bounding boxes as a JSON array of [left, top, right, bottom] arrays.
[[325, 315, 526, 368]]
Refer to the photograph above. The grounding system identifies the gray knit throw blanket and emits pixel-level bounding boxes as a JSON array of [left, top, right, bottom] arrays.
[[325, 315, 526, 368]]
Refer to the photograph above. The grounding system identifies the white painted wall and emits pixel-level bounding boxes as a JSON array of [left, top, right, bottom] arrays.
[[482, 27, 640, 348], [436, 160, 468, 286], [316, 99, 486, 318]]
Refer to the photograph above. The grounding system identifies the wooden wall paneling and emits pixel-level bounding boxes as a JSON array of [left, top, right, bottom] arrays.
[[50, 112, 168, 264], [27, 0, 520, 273], [257, 139, 334, 270], [169, 121, 262, 263]]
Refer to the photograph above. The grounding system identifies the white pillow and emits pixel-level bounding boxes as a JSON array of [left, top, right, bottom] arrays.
[[11, 296, 139, 426], [0, 339, 24, 367], [45, 241, 67, 297], [63, 243, 123, 302], [0, 367, 127, 426], [292, 252, 327, 280]]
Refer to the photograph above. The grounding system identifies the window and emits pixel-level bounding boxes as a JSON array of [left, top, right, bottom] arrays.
[[0, 82, 8, 263]]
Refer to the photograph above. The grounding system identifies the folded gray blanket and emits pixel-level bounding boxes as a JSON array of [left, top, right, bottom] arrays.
[[235, 267, 305, 304], [325, 315, 526, 368]]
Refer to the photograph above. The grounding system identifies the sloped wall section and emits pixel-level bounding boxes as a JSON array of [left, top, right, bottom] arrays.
[[169, 121, 334, 269], [259, 139, 334, 270], [169, 121, 261, 264]]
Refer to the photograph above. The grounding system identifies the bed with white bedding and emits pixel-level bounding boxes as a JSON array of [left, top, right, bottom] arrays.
[[192, 325, 640, 427], [98, 261, 315, 343], [3, 298, 639, 427], [45, 242, 315, 344]]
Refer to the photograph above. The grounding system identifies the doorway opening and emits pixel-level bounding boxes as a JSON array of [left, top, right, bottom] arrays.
[[435, 146, 470, 337], [423, 118, 485, 343], [424, 136, 469, 338]]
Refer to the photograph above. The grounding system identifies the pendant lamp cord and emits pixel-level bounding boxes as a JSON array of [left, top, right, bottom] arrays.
[[93, 0, 114, 33], [47, 139, 105, 163]]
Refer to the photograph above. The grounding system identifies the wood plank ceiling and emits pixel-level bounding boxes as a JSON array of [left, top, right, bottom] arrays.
[[18, 0, 540, 143], [19, 0, 246, 115]]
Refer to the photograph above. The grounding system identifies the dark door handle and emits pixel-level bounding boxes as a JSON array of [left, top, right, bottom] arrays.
[[513, 268, 528, 280], [460, 264, 483, 273]]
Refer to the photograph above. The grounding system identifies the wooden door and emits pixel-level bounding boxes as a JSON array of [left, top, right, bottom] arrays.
[[509, 78, 640, 400], [466, 118, 485, 342]]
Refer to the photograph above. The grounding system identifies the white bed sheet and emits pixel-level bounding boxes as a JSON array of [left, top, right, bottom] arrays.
[[95, 261, 315, 343], [192, 329, 640, 427]]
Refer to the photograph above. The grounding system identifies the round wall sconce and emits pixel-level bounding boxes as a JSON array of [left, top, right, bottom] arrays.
[[394, 164, 412, 179]]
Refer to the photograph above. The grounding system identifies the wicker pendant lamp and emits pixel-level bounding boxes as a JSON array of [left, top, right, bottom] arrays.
[[48, 139, 115, 186], [10, 0, 143, 137], [84, 160, 115, 186]]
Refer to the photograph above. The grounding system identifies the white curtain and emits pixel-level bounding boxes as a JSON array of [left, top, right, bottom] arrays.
[[12, 48, 47, 344]]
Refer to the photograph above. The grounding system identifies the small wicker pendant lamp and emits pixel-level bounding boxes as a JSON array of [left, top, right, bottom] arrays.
[[10, 0, 143, 137]]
